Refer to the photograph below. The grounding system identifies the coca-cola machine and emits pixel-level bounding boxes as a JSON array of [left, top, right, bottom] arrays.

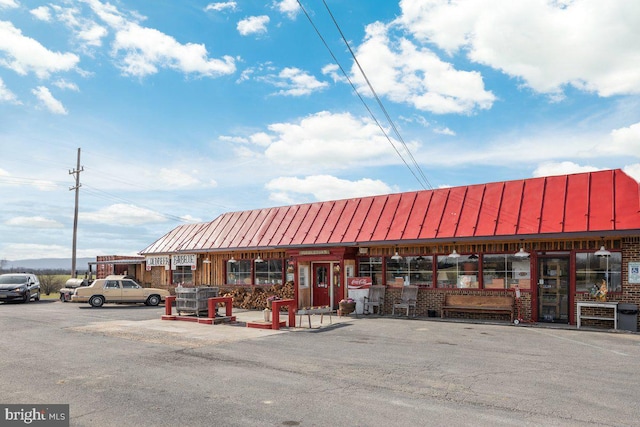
[[347, 277, 372, 315]]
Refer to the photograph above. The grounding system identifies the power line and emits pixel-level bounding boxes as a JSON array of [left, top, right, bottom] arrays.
[[296, 0, 432, 190], [320, 0, 433, 190], [81, 185, 196, 223]]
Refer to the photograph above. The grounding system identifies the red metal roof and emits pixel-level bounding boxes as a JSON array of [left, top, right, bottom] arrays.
[[140, 169, 640, 254]]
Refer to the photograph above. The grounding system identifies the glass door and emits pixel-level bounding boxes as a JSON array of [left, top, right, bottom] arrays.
[[538, 257, 570, 323]]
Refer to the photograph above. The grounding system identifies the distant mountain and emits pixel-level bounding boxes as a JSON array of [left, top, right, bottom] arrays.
[[2, 257, 95, 272]]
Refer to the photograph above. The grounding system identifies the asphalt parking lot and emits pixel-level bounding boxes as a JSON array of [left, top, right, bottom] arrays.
[[2, 299, 640, 426]]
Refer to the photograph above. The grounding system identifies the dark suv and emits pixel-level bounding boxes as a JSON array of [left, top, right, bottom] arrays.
[[0, 273, 41, 303]]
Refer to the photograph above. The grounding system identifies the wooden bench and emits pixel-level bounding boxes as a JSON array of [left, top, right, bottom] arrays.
[[441, 294, 514, 322]]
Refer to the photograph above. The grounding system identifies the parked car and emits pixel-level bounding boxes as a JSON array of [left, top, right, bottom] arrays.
[[59, 277, 91, 302], [0, 273, 41, 303], [71, 275, 169, 307]]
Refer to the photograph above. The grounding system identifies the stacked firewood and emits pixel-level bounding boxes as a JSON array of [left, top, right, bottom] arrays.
[[221, 282, 295, 309]]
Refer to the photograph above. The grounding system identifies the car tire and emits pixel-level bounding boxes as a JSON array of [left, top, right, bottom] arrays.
[[22, 292, 30, 303], [146, 295, 161, 306], [89, 295, 104, 308], [34, 292, 40, 302]]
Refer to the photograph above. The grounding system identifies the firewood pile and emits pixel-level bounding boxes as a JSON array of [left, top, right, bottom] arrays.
[[221, 281, 294, 310]]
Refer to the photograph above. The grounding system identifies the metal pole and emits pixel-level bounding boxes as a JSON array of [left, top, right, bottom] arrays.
[[69, 148, 83, 278]]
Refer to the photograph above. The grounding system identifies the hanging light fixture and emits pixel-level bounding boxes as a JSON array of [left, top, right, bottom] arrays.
[[391, 251, 403, 261], [594, 246, 611, 257], [228, 256, 236, 264], [255, 254, 264, 263], [514, 247, 530, 258], [448, 249, 460, 259]]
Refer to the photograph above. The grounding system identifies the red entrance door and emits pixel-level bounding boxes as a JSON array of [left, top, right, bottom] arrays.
[[313, 263, 331, 307]]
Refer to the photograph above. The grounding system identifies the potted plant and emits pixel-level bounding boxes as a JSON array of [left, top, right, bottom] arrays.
[[266, 295, 281, 311], [338, 298, 356, 315]]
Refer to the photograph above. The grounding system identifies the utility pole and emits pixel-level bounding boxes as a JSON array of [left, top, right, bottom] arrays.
[[69, 148, 83, 278]]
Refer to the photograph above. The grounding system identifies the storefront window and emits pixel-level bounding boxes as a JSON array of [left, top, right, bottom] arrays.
[[226, 260, 251, 284], [357, 257, 383, 285], [436, 254, 479, 288], [575, 252, 621, 292], [482, 254, 531, 290], [172, 266, 193, 286], [255, 259, 283, 285], [385, 256, 433, 287]]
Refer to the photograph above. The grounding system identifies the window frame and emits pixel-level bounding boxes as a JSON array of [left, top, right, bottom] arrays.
[[254, 259, 284, 285], [172, 265, 194, 287], [385, 255, 434, 288], [356, 256, 383, 286], [575, 251, 622, 293]]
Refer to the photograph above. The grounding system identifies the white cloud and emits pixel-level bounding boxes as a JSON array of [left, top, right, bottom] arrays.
[[266, 175, 393, 203], [532, 161, 600, 178], [321, 63, 345, 84], [397, 0, 640, 97], [179, 214, 203, 223], [157, 168, 202, 188], [219, 135, 249, 144], [267, 67, 329, 96], [0, 21, 80, 78], [609, 122, 640, 155], [237, 15, 269, 36], [249, 132, 273, 147], [261, 111, 416, 173], [48, 3, 108, 48], [53, 79, 79, 91], [0, 169, 58, 190], [623, 164, 640, 182], [30, 6, 52, 21], [205, 2, 237, 13], [434, 127, 455, 136], [81, 204, 168, 226], [0, 77, 19, 103], [0, 0, 18, 9], [31, 86, 67, 114], [111, 23, 236, 77], [274, 0, 299, 20], [352, 21, 495, 114], [78, 23, 108, 47], [418, 120, 640, 168], [83, 0, 236, 77], [5, 216, 64, 229]]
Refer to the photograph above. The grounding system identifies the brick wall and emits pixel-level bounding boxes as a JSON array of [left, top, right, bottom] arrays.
[[382, 287, 523, 322], [620, 236, 640, 331]]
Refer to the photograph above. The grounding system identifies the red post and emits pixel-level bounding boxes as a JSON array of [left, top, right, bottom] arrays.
[[207, 297, 216, 318], [165, 295, 175, 316], [208, 297, 234, 318], [271, 299, 296, 330]]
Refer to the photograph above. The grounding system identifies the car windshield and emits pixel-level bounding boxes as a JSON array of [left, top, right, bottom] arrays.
[[0, 275, 28, 284]]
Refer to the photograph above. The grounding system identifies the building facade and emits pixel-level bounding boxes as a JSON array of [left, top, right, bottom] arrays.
[[139, 169, 640, 329]]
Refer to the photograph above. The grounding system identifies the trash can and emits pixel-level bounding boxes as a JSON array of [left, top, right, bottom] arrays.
[[617, 303, 638, 332]]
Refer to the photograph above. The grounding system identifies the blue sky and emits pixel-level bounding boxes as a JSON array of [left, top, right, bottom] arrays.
[[1, 0, 639, 262]]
